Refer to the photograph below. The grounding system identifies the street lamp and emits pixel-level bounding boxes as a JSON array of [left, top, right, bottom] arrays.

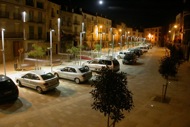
[[99, 25, 103, 55], [22, 11, 26, 40], [50, 29, 54, 72], [1, 28, 6, 76], [112, 34, 115, 56], [119, 29, 122, 51], [80, 22, 85, 65]]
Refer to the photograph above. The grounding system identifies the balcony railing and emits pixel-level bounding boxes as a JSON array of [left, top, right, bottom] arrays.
[[0, 11, 9, 18], [0, 32, 23, 38], [27, 18, 45, 24], [27, 34, 44, 40]]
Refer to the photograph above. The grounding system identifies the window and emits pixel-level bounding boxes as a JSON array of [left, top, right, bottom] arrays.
[[25, 0, 34, 6], [37, 2, 43, 9]]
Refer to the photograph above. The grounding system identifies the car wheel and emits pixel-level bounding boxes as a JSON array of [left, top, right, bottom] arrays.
[[54, 73, 59, 78], [36, 86, 43, 94], [84, 66, 89, 70], [17, 80, 23, 87], [74, 78, 80, 84], [117, 55, 121, 59]]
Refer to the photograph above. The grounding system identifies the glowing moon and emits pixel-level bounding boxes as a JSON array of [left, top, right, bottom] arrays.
[[99, 0, 103, 5]]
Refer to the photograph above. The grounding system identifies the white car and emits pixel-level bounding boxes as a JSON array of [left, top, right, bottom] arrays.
[[16, 70, 59, 93], [117, 51, 130, 59], [53, 65, 92, 84], [82, 58, 120, 72]]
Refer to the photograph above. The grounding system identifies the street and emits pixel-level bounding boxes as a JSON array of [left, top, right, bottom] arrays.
[[0, 47, 190, 127]]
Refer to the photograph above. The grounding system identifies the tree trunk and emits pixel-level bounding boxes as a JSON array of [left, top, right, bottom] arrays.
[[162, 76, 169, 102], [107, 114, 110, 127]]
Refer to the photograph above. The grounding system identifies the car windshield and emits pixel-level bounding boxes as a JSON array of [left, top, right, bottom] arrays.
[[41, 73, 55, 80], [79, 66, 89, 73]]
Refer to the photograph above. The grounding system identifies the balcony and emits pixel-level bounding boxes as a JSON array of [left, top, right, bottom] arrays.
[[0, 11, 9, 18], [0, 32, 23, 38]]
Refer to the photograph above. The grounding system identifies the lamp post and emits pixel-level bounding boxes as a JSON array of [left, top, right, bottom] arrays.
[[80, 22, 85, 65], [50, 29, 54, 72], [112, 34, 115, 56], [1, 28, 6, 76], [22, 11, 26, 40], [99, 25, 103, 55]]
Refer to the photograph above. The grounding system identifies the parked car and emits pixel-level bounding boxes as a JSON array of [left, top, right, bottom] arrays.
[[0, 75, 19, 103], [122, 52, 137, 64], [137, 46, 148, 53], [82, 57, 120, 72], [129, 48, 143, 57], [16, 70, 59, 93], [117, 51, 129, 59], [53, 65, 92, 84]]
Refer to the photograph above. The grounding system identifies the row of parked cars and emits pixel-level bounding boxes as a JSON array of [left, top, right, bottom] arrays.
[[117, 43, 152, 64], [0, 43, 152, 103]]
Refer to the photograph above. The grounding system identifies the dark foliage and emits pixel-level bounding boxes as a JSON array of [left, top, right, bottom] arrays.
[[166, 44, 184, 66], [90, 67, 134, 126], [159, 55, 178, 79]]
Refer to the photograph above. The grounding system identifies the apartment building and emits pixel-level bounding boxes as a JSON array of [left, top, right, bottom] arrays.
[[0, 0, 149, 64], [81, 12, 112, 50], [46, 1, 61, 54], [0, 0, 61, 63], [144, 27, 162, 45]]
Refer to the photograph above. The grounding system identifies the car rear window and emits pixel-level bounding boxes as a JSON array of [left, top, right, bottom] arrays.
[[0, 79, 15, 90], [79, 66, 89, 73], [41, 73, 55, 80], [113, 59, 119, 66]]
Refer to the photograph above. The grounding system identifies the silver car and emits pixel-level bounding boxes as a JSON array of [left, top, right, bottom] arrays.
[[16, 70, 59, 93], [82, 57, 120, 72], [53, 65, 92, 84]]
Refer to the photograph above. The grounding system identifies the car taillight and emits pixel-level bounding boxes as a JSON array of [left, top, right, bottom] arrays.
[[44, 83, 49, 86]]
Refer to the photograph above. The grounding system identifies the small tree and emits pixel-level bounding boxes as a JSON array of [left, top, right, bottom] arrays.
[[90, 67, 134, 127], [28, 44, 45, 69], [158, 55, 178, 102], [18, 48, 24, 69], [66, 46, 79, 62], [94, 44, 101, 57]]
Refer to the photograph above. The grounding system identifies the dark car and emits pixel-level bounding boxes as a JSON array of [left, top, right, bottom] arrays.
[[122, 52, 137, 64], [130, 48, 143, 57], [0, 75, 19, 103]]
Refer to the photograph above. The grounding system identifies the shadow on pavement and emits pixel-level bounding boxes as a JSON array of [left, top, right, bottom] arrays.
[[0, 97, 32, 114]]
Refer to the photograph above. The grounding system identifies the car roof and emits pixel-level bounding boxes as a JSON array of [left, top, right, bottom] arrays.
[[29, 70, 48, 75], [0, 75, 11, 82], [60, 65, 83, 68]]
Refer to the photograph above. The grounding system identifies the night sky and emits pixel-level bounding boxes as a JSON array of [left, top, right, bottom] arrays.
[[50, 0, 184, 28]]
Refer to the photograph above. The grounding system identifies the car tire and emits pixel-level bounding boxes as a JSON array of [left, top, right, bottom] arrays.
[[17, 80, 23, 87], [117, 55, 121, 59], [36, 86, 43, 94], [54, 73, 59, 78], [74, 78, 80, 84]]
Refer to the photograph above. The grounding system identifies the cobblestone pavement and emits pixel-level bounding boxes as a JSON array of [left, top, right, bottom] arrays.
[[0, 47, 190, 127]]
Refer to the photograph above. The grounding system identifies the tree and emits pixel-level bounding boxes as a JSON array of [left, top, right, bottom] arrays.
[[66, 46, 79, 62], [27, 44, 46, 69], [18, 48, 24, 69], [90, 67, 134, 127], [158, 54, 178, 102], [94, 44, 101, 57]]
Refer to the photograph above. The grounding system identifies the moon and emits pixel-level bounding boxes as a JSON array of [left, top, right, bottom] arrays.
[[99, 0, 103, 5]]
